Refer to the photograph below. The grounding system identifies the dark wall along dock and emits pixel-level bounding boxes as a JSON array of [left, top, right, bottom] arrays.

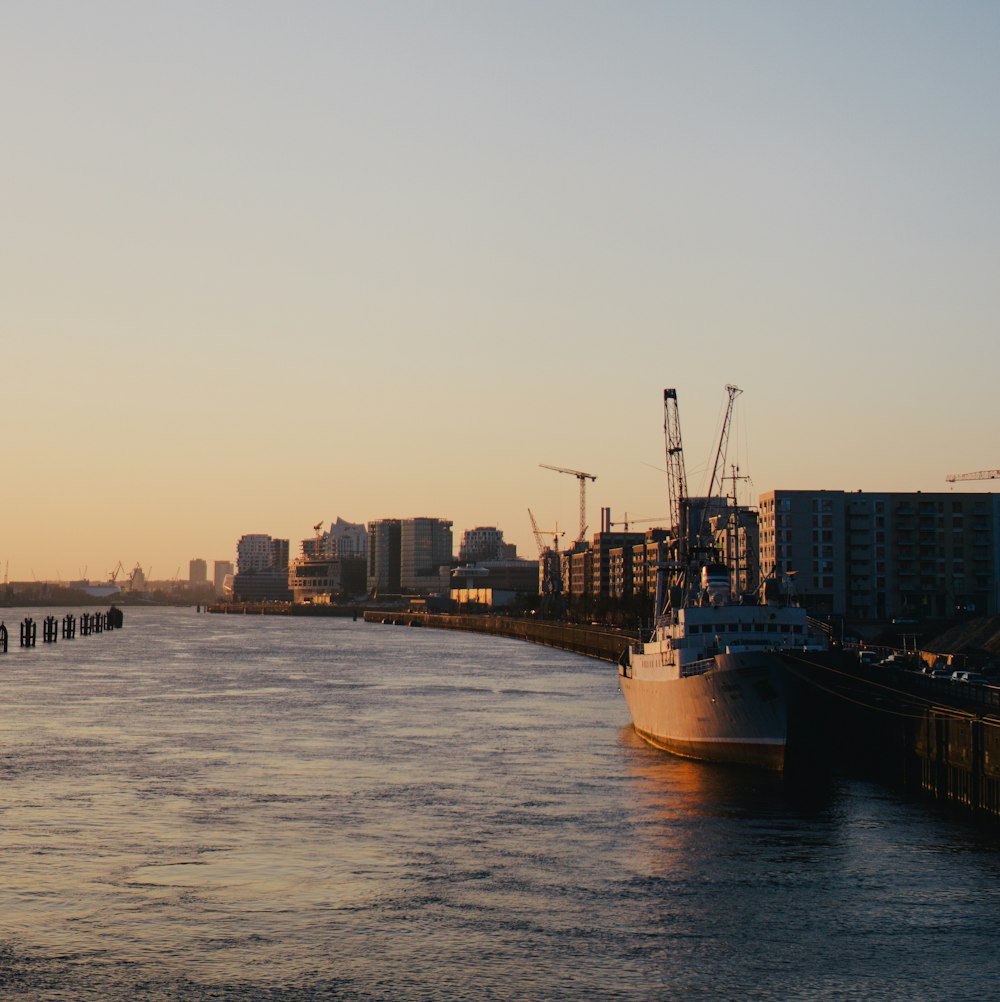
[[785, 652, 1000, 820]]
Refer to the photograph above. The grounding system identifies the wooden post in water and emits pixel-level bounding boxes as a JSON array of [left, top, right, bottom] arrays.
[[0, 622, 7, 654], [20, 618, 36, 648]]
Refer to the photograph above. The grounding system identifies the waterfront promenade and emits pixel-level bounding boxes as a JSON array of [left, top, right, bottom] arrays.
[[363, 610, 633, 663]]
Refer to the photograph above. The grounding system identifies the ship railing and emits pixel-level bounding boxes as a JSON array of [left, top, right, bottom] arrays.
[[680, 658, 714, 678], [618, 649, 633, 678], [806, 615, 834, 637]]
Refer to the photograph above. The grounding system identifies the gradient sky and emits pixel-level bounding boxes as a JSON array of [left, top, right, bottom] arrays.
[[3, 1, 999, 581]]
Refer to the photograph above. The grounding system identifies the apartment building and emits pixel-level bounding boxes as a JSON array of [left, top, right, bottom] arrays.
[[758, 490, 1000, 620]]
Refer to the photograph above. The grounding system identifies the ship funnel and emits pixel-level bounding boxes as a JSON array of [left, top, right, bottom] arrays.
[[701, 564, 731, 606]]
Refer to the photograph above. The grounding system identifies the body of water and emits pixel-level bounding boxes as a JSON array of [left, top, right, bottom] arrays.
[[0, 607, 998, 1000]]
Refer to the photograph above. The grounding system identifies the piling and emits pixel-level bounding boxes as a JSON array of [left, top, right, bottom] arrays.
[[0, 622, 7, 654], [42, 616, 58, 643], [19, 618, 36, 648], [62, 614, 76, 639]]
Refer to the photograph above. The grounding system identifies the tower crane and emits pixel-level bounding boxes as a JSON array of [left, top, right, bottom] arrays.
[[946, 470, 1000, 482], [528, 509, 564, 555], [539, 464, 597, 542], [608, 514, 668, 531], [527, 509, 565, 597]]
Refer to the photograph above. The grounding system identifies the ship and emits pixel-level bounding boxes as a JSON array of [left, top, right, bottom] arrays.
[[618, 386, 826, 771]]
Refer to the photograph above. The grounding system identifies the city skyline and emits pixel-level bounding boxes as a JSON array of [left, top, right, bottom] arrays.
[[4, 2, 1000, 580]]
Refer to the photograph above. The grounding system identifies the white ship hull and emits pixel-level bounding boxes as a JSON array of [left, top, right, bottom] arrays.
[[619, 651, 789, 771]]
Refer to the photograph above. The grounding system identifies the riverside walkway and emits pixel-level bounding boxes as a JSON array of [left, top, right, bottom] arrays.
[[363, 610, 633, 663]]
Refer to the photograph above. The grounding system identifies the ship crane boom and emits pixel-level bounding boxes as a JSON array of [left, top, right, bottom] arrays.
[[663, 389, 688, 540], [696, 384, 742, 548]]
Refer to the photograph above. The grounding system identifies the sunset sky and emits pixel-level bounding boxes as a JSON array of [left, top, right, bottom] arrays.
[[3, 1, 999, 582]]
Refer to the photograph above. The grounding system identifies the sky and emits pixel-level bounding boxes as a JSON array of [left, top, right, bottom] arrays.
[[3, 1, 999, 581]]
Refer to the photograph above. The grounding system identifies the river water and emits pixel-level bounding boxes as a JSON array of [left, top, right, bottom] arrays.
[[0, 607, 998, 1000]]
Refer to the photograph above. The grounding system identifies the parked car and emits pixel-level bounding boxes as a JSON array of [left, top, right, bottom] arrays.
[[951, 671, 988, 684], [879, 654, 910, 667]]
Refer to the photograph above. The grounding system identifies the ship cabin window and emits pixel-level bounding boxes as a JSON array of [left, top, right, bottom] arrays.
[[754, 623, 765, 632], [767, 624, 778, 632], [780, 624, 790, 633], [793, 625, 803, 634], [689, 624, 701, 633]]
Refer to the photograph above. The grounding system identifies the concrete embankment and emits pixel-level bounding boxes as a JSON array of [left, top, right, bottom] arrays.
[[363, 611, 633, 663]]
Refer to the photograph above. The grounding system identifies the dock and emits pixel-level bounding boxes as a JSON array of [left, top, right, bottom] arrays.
[[785, 652, 1000, 818]]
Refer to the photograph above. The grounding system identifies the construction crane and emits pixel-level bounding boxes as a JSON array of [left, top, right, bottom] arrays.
[[527, 509, 565, 597], [946, 470, 1000, 482], [609, 514, 668, 531], [539, 464, 597, 542], [528, 508, 564, 555]]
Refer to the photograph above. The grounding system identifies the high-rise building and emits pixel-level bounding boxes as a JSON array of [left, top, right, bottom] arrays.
[[329, 517, 368, 558], [304, 518, 368, 559], [213, 560, 234, 595], [233, 534, 290, 602], [367, 517, 453, 596], [458, 526, 514, 563], [189, 558, 208, 585], [367, 519, 402, 596], [236, 534, 289, 573], [401, 518, 453, 594]]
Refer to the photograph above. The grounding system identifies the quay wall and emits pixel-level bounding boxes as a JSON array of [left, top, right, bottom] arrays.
[[363, 611, 632, 663], [787, 652, 1000, 820], [208, 602, 369, 617]]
